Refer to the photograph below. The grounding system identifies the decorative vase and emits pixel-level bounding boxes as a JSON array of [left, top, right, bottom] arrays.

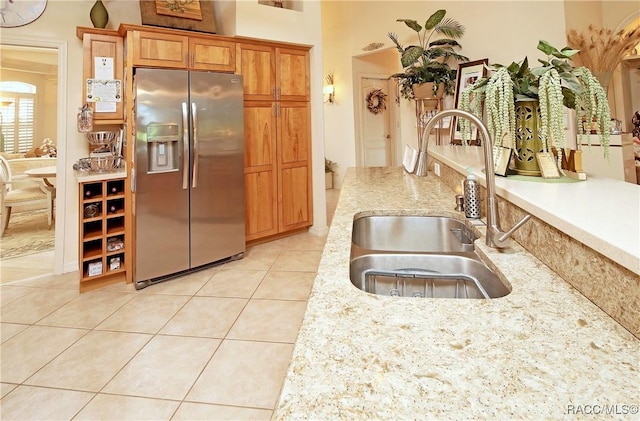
[[90, 0, 109, 29], [412, 82, 444, 99], [325, 172, 333, 189], [513, 99, 543, 176], [592, 71, 613, 96]]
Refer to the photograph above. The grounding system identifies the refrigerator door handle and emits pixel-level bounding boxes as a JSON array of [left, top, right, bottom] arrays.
[[181, 102, 189, 190], [191, 102, 198, 189]]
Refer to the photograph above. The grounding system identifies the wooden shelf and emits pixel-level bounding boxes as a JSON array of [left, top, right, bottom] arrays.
[[79, 178, 128, 290]]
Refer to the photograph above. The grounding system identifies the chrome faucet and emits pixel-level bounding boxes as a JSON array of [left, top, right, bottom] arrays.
[[414, 109, 532, 248]]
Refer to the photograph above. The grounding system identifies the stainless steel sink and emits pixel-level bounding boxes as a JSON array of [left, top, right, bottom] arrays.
[[350, 253, 510, 299], [352, 215, 477, 253], [350, 215, 510, 299]]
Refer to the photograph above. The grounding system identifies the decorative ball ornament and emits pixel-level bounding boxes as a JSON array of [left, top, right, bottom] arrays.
[[0, 0, 47, 27], [366, 89, 388, 115]]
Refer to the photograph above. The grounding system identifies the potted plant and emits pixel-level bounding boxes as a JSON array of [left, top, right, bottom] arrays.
[[459, 40, 610, 175], [325, 158, 337, 189], [388, 9, 469, 100]]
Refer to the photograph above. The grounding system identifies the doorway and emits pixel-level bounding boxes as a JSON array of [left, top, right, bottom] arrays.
[[357, 76, 395, 167], [0, 36, 67, 281]]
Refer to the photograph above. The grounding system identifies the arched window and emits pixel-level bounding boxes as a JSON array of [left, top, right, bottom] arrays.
[[1, 81, 36, 153]]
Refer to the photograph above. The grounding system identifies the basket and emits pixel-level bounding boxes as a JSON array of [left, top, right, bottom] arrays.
[[86, 131, 118, 145], [89, 155, 120, 172]]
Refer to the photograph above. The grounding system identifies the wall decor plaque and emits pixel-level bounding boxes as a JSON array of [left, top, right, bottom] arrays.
[[139, 0, 217, 33]]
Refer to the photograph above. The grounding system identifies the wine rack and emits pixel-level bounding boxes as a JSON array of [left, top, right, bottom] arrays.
[[79, 178, 127, 291]]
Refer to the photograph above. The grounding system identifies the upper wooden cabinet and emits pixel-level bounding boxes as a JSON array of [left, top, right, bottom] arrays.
[[119, 25, 235, 72], [130, 30, 188, 68], [237, 43, 309, 101], [77, 27, 124, 124], [277, 48, 310, 101], [189, 37, 235, 71]]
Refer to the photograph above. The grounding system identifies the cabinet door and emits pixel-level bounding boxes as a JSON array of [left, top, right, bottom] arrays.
[[278, 101, 312, 231], [190, 38, 235, 72], [237, 43, 276, 100], [244, 101, 278, 240], [82, 33, 124, 122], [276, 47, 310, 101], [131, 30, 188, 68]]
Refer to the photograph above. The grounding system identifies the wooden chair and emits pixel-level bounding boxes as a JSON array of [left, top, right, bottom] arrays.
[[0, 156, 54, 236]]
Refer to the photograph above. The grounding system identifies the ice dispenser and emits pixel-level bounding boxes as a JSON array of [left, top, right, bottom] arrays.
[[147, 123, 179, 173]]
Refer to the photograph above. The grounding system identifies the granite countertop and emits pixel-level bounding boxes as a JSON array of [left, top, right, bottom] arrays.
[[74, 166, 127, 183], [429, 145, 640, 276], [274, 167, 639, 420]]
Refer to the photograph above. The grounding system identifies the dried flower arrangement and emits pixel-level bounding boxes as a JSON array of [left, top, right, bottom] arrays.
[[566, 25, 640, 88]]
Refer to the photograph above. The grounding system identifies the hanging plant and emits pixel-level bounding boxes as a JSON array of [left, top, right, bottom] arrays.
[[460, 40, 611, 157], [366, 89, 388, 114]]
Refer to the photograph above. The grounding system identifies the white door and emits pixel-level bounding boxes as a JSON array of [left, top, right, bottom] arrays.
[[360, 77, 393, 167]]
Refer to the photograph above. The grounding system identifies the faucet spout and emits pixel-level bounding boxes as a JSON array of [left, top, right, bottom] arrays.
[[413, 109, 532, 248]]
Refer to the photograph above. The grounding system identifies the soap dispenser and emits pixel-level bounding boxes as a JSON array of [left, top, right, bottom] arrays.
[[463, 171, 481, 219]]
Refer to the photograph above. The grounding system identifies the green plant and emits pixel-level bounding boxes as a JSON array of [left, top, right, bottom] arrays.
[[460, 40, 610, 157], [388, 9, 469, 100], [325, 158, 337, 173]]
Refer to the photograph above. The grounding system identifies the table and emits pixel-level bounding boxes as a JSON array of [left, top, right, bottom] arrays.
[[22, 165, 57, 227], [24, 165, 57, 190]]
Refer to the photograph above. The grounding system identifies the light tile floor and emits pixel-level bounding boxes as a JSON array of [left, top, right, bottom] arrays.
[[0, 250, 55, 284], [0, 189, 340, 420]]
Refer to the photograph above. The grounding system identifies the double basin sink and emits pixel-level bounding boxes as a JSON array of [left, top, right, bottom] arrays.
[[349, 214, 510, 299]]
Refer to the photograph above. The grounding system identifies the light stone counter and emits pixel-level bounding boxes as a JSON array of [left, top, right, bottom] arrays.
[[274, 167, 639, 420], [428, 145, 640, 276], [74, 166, 126, 183]]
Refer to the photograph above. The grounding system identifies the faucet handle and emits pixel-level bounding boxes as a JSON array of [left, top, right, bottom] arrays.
[[493, 214, 532, 248]]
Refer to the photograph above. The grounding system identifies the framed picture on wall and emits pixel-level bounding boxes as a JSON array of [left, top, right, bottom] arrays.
[[452, 59, 488, 144], [139, 0, 217, 33]]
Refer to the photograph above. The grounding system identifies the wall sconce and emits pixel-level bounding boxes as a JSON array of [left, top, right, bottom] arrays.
[[324, 73, 335, 104]]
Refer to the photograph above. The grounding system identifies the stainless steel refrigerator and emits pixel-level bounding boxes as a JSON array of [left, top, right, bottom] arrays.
[[133, 68, 245, 290]]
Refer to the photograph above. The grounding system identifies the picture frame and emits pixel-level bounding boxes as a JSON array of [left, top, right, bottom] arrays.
[[139, 0, 217, 34], [452, 59, 489, 144]]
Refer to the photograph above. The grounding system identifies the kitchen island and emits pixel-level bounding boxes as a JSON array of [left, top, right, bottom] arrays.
[[274, 166, 639, 419]]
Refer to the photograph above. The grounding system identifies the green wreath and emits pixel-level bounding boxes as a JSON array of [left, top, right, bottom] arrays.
[[366, 89, 388, 115]]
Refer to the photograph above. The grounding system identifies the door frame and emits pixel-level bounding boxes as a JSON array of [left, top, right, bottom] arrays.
[[354, 73, 397, 167], [1, 35, 68, 275]]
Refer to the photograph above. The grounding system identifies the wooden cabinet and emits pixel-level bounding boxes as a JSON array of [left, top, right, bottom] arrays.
[[239, 41, 312, 242], [190, 37, 235, 71], [123, 26, 235, 72], [278, 101, 312, 232], [243, 100, 311, 241], [237, 43, 309, 101], [77, 28, 124, 124], [78, 177, 129, 292], [244, 101, 278, 240]]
